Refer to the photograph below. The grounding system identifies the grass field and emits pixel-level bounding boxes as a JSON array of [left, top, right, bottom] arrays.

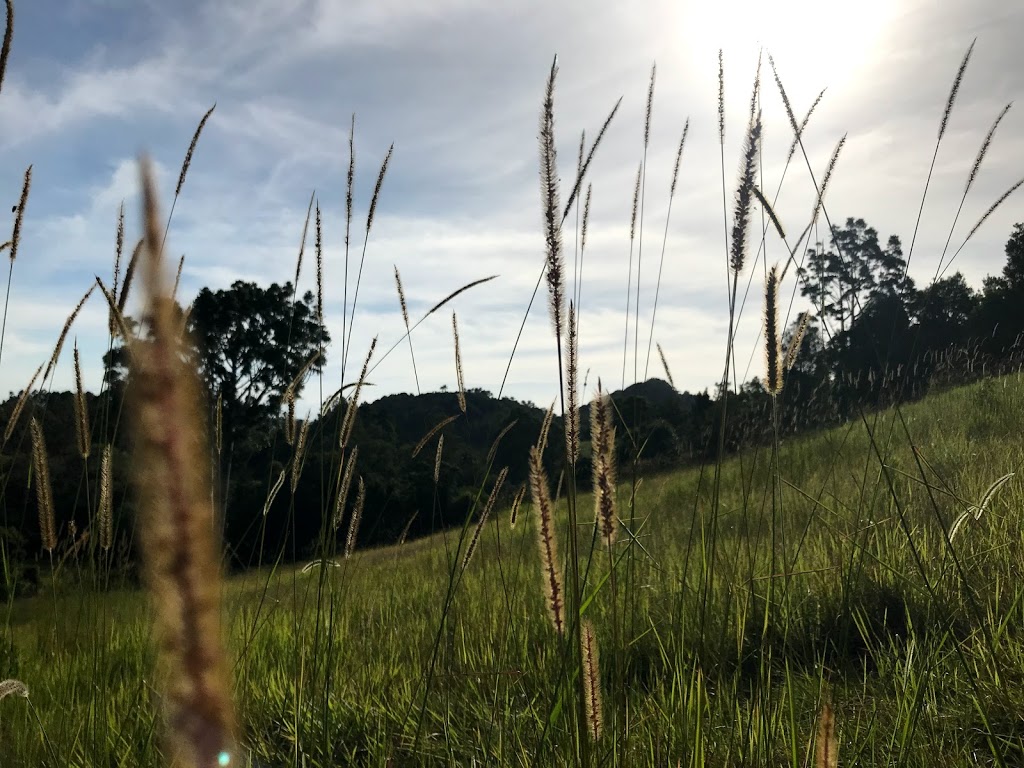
[[4, 373, 1024, 766]]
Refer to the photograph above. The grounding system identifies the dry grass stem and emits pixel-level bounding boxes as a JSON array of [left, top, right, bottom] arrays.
[[580, 619, 603, 741], [344, 477, 366, 558], [453, 311, 467, 413], [176, 103, 216, 199], [412, 414, 460, 458], [398, 509, 418, 546], [73, 342, 90, 458], [215, 390, 223, 456], [29, 417, 56, 552], [528, 444, 564, 636], [99, 444, 113, 550], [0, 679, 28, 700], [9, 164, 30, 262], [128, 156, 236, 766], [764, 264, 782, 396], [784, 311, 812, 371], [462, 466, 508, 569], [539, 56, 566, 340], [656, 343, 674, 388], [3, 362, 42, 446], [333, 446, 359, 530]]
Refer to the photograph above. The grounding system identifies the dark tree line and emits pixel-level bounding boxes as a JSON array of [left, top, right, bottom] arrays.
[[4, 219, 1024, 587]]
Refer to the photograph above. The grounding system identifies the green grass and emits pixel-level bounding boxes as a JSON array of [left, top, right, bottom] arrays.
[[4, 373, 1024, 766]]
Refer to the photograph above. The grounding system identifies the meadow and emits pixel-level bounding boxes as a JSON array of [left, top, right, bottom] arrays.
[[3, 2, 1024, 764]]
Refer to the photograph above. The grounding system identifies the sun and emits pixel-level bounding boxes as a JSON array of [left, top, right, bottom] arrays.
[[684, 0, 896, 102]]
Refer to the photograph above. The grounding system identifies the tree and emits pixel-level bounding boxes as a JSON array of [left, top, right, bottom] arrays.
[[1000, 222, 1024, 290], [799, 218, 911, 334], [188, 280, 329, 448]]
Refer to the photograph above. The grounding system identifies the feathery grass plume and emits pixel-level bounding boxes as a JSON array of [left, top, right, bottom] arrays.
[[960, 177, 1024, 248], [950, 472, 1014, 541], [562, 96, 622, 221], [486, 419, 519, 468], [345, 113, 355, 251], [764, 264, 782, 396], [398, 509, 418, 546], [284, 389, 296, 445], [393, 265, 421, 394], [452, 311, 467, 413], [344, 477, 366, 558], [0, 240, 8, 254], [783, 311, 812, 371], [0, 0, 13, 96], [577, 130, 586, 184], [117, 238, 144, 315], [43, 284, 95, 380], [99, 444, 113, 550], [581, 183, 592, 254], [965, 103, 1012, 193], [339, 337, 376, 451], [0, 679, 28, 700], [171, 254, 185, 300], [293, 192, 314, 289], [729, 101, 762, 274], [565, 301, 579, 462], [787, 88, 827, 164], [72, 342, 90, 458], [536, 399, 555, 457], [629, 162, 642, 242], [463, 466, 508, 569], [3, 362, 42, 446], [580, 619, 603, 741], [509, 484, 526, 528], [939, 40, 975, 141], [752, 185, 786, 240], [539, 55, 566, 340], [814, 699, 838, 768], [643, 62, 656, 149], [717, 49, 725, 144], [810, 135, 846, 228], [669, 119, 690, 200], [291, 414, 310, 494], [366, 143, 394, 237], [109, 204, 126, 333], [767, 54, 800, 140], [590, 382, 617, 543], [412, 413, 461, 458], [528, 444, 564, 636], [332, 446, 359, 530], [129, 156, 236, 766], [656, 343, 674, 388], [433, 434, 444, 484], [29, 417, 56, 552], [315, 201, 323, 323], [8, 164, 30, 262], [215, 390, 222, 456], [176, 103, 215, 199], [262, 469, 286, 518], [424, 274, 499, 317], [94, 277, 134, 346]]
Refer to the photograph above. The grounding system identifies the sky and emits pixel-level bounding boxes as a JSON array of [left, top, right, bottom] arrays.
[[1, 0, 1023, 414]]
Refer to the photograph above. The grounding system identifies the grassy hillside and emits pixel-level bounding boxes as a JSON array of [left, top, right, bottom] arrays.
[[4, 373, 1024, 766]]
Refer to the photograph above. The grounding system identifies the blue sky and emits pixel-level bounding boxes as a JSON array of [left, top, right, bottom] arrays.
[[2, 0, 1023, 412]]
